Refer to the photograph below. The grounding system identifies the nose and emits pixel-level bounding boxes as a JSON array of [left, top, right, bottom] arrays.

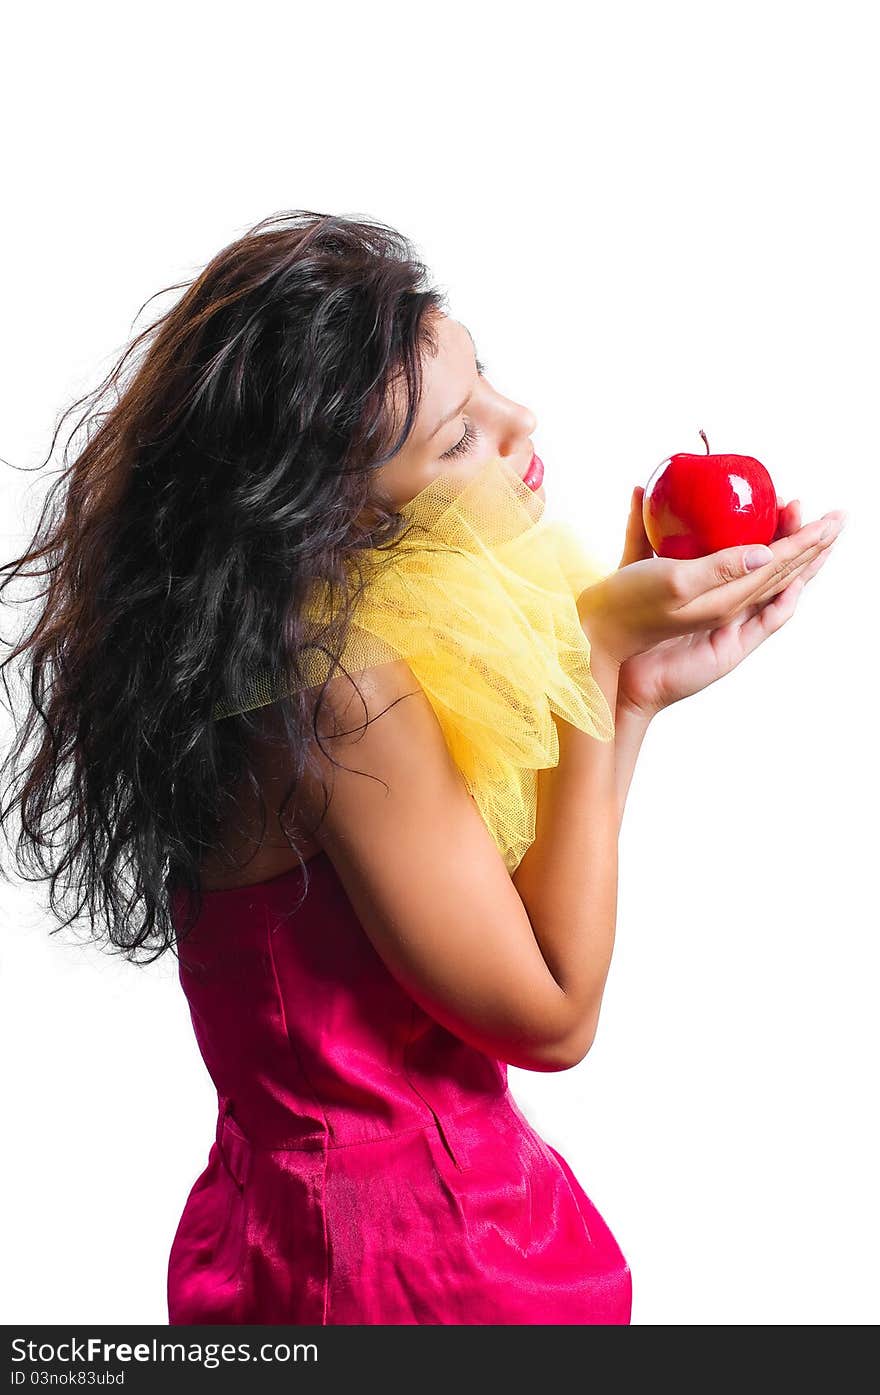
[[497, 400, 537, 459]]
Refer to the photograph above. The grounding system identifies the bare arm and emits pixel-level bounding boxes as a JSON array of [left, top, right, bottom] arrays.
[[298, 621, 648, 1074], [613, 701, 651, 832], [510, 643, 623, 1065]]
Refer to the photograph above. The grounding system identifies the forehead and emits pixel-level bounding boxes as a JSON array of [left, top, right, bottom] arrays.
[[387, 316, 475, 441], [421, 317, 475, 403], [431, 314, 475, 361]]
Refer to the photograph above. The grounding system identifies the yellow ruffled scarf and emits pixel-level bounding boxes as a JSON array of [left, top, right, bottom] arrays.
[[213, 455, 615, 873]]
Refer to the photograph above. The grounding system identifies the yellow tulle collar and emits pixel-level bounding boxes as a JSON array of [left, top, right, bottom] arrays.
[[213, 455, 615, 873]]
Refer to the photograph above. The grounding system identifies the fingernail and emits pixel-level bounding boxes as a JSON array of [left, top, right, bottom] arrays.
[[745, 546, 774, 570], [820, 515, 845, 540]]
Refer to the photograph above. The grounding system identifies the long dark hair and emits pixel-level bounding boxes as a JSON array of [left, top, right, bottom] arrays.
[[0, 210, 446, 962]]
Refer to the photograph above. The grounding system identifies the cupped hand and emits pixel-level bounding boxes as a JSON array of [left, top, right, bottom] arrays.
[[604, 486, 846, 719]]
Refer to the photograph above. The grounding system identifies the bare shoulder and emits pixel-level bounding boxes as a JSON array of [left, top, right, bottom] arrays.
[[296, 657, 446, 810], [314, 657, 426, 740]]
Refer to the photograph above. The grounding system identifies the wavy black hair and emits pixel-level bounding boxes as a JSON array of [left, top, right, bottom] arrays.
[[0, 209, 447, 962]]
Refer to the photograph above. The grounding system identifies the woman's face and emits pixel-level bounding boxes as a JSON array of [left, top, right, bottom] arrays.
[[371, 312, 543, 510]]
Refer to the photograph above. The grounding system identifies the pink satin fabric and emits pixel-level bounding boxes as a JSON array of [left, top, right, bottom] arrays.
[[167, 849, 632, 1324]]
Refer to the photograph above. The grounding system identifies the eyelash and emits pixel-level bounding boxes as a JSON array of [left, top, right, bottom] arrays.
[[441, 358, 487, 460], [441, 421, 477, 460]]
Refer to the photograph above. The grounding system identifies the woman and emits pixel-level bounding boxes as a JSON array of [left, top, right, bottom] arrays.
[[0, 210, 845, 1325]]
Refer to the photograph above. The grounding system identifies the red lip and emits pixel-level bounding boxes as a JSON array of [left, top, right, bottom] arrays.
[[522, 453, 544, 491]]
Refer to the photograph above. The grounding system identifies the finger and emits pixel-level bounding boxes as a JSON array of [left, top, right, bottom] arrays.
[[737, 574, 805, 649], [715, 535, 834, 629], [619, 486, 654, 567], [746, 539, 824, 606], [772, 498, 801, 542], [747, 518, 844, 608], [715, 574, 805, 659], [796, 539, 834, 585], [672, 512, 843, 621], [617, 489, 639, 566]]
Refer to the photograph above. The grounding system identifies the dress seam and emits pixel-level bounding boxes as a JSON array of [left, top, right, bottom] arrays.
[[401, 1000, 466, 1169], [221, 1085, 511, 1153], [263, 904, 331, 1326]]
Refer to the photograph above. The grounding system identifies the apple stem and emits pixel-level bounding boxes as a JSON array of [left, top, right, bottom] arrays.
[[699, 428, 710, 454]]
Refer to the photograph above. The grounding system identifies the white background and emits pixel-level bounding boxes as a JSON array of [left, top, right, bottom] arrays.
[[1, 0, 877, 1326]]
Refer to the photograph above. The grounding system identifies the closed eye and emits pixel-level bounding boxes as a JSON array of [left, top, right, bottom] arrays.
[[440, 359, 487, 460]]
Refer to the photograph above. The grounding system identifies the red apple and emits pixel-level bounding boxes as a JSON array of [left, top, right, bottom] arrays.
[[642, 430, 779, 560]]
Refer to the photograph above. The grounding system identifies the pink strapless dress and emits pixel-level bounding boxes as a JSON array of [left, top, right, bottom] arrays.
[[166, 849, 632, 1325]]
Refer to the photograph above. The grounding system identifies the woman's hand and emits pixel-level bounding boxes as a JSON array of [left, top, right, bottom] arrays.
[[578, 488, 845, 666], [594, 486, 846, 719]]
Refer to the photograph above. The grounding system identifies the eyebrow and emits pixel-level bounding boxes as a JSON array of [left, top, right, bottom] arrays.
[[426, 325, 481, 441]]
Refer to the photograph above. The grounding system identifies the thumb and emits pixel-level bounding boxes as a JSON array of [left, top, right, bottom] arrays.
[[619, 486, 653, 567], [689, 541, 775, 594], [741, 544, 775, 571]]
